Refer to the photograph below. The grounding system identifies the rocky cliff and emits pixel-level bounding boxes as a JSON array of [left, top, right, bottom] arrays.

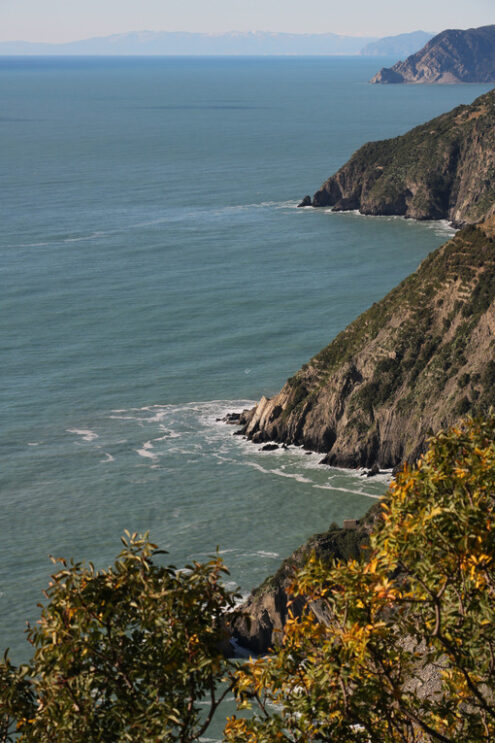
[[232, 503, 382, 653], [300, 89, 495, 225], [239, 220, 495, 470], [370, 25, 495, 84]]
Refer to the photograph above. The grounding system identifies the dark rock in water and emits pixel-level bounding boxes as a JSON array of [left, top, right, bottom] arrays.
[[371, 25, 495, 85], [232, 503, 383, 653], [367, 464, 380, 478], [223, 412, 242, 425], [297, 195, 312, 207], [261, 443, 279, 451]]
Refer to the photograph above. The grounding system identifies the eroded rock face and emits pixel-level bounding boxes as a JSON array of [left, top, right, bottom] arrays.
[[238, 224, 495, 471], [305, 88, 495, 226], [370, 25, 495, 84], [232, 506, 381, 653]]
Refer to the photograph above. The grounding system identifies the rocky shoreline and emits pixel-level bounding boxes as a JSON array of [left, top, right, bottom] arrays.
[[225, 217, 495, 653]]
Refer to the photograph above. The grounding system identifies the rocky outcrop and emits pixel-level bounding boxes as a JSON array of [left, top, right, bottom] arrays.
[[232, 504, 382, 653], [371, 25, 495, 84], [239, 222, 495, 470], [303, 89, 495, 226]]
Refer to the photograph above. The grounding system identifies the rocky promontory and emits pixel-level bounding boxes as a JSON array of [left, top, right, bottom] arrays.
[[238, 219, 495, 470], [300, 88, 495, 225], [232, 503, 382, 653], [371, 25, 495, 84]]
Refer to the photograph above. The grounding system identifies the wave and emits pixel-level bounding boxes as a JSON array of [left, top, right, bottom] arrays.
[[66, 428, 99, 442], [13, 201, 300, 249], [62, 399, 386, 506], [135, 440, 160, 461], [315, 207, 457, 236], [313, 484, 381, 500]]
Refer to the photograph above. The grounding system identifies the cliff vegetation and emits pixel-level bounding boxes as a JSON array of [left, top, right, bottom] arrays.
[[301, 88, 495, 225], [240, 221, 495, 469]]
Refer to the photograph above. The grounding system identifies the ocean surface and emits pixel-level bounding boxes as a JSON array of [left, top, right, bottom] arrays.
[[1, 56, 491, 712]]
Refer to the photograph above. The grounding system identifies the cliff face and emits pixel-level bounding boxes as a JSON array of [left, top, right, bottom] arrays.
[[232, 504, 381, 653], [304, 89, 495, 226], [240, 222, 495, 470], [371, 25, 495, 84]]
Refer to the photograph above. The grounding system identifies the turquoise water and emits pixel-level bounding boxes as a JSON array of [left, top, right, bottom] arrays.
[[1, 56, 491, 685]]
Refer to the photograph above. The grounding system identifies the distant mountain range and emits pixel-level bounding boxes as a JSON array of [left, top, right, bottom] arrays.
[[0, 29, 437, 57], [360, 30, 434, 56]]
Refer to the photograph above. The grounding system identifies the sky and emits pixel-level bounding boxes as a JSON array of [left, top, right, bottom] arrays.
[[1, 0, 494, 43]]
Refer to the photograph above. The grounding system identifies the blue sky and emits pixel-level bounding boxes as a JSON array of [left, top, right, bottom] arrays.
[[1, 0, 494, 42]]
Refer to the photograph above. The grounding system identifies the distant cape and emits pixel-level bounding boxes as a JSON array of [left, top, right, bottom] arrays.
[[360, 30, 434, 58], [371, 24, 495, 84]]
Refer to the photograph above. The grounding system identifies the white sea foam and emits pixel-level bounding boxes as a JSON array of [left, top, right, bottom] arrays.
[[67, 428, 99, 442], [100, 452, 115, 463], [266, 468, 314, 484], [239, 550, 280, 559], [313, 484, 381, 499], [135, 441, 159, 461], [255, 550, 280, 558], [318, 207, 458, 237]]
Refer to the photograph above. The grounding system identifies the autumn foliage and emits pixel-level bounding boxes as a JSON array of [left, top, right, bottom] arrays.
[[1, 416, 495, 742], [0, 534, 237, 743], [226, 415, 495, 742]]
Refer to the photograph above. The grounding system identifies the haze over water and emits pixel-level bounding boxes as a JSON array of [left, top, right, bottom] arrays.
[[2, 56, 491, 670]]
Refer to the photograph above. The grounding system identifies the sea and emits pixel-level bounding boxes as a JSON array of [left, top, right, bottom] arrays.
[[1, 54, 491, 732]]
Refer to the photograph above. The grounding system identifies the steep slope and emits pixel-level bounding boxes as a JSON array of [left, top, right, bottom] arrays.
[[371, 25, 495, 84], [360, 31, 434, 58], [232, 504, 382, 652], [300, 89, 495, 226], [239, 221, 495, 469]]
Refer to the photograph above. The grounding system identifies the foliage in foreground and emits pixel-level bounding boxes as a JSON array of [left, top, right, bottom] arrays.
[[2, 416, 495, 742], [226, 415, 495, 742], [0, 533, 237, 743]]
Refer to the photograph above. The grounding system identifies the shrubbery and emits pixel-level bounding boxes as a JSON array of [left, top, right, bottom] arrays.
[[2, 416, 495, 742], [226, 415, 495, 742], [0, 534, 237, 742]]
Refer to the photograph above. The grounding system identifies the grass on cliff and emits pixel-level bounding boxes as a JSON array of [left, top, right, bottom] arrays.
[[285, 224, 495, 429]]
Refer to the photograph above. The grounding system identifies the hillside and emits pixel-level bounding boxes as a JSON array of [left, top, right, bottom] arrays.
[[371, 24, 495, 84], [238, 220, 495, 470], [299, 89, 495, 225]]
